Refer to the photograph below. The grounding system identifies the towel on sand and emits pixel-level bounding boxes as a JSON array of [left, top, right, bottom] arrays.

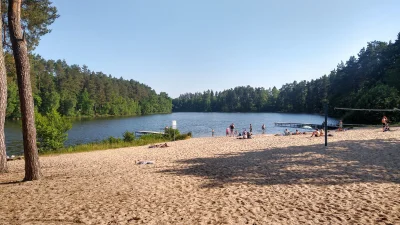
[[137, 160, 154, 165]]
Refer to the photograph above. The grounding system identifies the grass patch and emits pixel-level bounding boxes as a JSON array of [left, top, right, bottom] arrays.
[[40, 130, 192, 156]]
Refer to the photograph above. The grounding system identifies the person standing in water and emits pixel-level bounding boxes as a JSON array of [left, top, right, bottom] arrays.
[[230, 123, 235, 137], [262, 124, 266, 134], [249, 124, 253, 133]]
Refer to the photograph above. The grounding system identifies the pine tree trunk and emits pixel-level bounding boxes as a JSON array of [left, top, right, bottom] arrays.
[[0, 1, 7, 174], [8, 0, 40, 180]]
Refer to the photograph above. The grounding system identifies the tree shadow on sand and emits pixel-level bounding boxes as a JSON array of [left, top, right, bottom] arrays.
[[160, 139, 400, 188]]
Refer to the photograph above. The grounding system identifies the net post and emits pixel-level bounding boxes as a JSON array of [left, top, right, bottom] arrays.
[[324, 103, 328, 147]]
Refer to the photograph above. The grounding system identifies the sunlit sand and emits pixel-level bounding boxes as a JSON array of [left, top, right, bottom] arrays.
[[1, 128, 399, 224]]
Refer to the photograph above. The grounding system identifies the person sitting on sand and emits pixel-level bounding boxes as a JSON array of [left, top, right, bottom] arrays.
[[310, 128, 320, 137], [293, 129, 300, 135], [242, 130, 247, 139], [319, 129, 324, 136], [284, 129, 291, 136], [383, 123, 390, 132]]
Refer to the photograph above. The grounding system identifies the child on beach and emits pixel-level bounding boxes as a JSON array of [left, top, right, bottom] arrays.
[[382, 116, 389, 132], [338, 120, 343, 131]]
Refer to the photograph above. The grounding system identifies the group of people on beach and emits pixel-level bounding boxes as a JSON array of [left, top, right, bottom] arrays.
[[224, 123, 266, 138], [278, 128, 328, 137], [219, 115, 392, 138], [280, 128, 307, 136]]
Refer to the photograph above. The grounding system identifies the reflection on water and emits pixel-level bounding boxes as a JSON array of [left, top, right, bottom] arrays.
[[5, 112, 338, 155], [4, 120, 23, 156]]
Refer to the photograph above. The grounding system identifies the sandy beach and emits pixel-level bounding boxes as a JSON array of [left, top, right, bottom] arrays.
[[1, 128, 399, 225]]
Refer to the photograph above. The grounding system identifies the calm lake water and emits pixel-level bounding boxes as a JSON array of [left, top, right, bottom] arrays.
[[4, 112, 338, 155]]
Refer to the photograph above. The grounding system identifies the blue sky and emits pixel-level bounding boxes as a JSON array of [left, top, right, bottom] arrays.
[[34, 0, 400, 98]]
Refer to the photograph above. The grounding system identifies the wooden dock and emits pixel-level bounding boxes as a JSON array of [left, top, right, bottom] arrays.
[[274, 122, 338, 130], [135, 131, 164, 136]]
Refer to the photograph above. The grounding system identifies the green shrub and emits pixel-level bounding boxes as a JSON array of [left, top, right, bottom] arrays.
[[175, 133, 191, 140], [163, 127, 180, 140], [139, 134, 164, 141], [36, 110, 72, 152], [102, 136, 123, 144], [123, 131, 135, 142]]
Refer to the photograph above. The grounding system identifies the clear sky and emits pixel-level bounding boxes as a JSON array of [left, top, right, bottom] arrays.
[[34, 0, 400, 98]]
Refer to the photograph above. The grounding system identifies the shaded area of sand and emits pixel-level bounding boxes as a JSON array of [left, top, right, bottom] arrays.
[[1, 128, 399, 224]]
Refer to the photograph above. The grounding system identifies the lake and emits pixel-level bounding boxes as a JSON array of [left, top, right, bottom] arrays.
[[4, 112, 338, 155]]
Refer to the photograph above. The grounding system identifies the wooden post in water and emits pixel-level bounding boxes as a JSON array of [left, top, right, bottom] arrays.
[[324, 103, 328, 147]]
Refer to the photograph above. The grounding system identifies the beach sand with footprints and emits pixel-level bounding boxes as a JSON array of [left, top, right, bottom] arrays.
[[1, 128, 400, 224]]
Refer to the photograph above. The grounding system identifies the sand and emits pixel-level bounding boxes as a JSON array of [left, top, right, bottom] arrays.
[[1, 128, 399, 225]]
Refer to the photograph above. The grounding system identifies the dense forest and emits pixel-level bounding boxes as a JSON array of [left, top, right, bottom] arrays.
[[5, 54, 172, 118], [173, 33, 400, 124]]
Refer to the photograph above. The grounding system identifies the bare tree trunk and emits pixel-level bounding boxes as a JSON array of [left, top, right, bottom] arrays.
[[8, 0, 40, 180], [0, 1, 7, 174]]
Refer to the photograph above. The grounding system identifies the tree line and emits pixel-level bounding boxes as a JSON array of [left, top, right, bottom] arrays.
[[5, 54, 172, 118], [173, 33, 400, 124]]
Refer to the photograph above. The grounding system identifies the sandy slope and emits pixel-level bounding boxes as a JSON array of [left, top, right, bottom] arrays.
[[1, 128, 399, 225]]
